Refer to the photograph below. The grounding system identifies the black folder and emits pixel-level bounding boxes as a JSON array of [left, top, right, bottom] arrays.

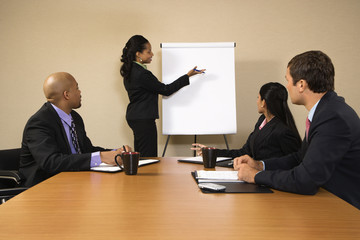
[[192, 172, 273, 194], [178, 158, 234, 168]]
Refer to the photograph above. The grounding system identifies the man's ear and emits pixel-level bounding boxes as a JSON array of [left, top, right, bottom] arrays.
[[297, 79, 308, 93], [63, 91, 70, 100]]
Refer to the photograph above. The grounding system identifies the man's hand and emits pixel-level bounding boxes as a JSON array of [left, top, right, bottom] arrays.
[[121, 145, 132, 152], [100, 148, 124, 165], [233, 155, 263, 183], [237, 163, 259, 183], [233, 155, 263, 171]]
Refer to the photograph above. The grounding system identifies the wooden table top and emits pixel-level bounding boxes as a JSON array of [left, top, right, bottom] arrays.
[[1, 157, 359, 239]]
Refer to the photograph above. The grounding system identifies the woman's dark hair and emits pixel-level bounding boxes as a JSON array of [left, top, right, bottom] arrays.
[[259, 82, 301, 144], [120, 35, 149, 80]]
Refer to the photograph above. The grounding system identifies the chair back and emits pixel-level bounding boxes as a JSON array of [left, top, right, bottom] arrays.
[[0, 148, 27, 203], [0, 148, 21, 170]]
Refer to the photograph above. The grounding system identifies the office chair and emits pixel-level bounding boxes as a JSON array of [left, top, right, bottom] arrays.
[[0, 148, 28, 204]]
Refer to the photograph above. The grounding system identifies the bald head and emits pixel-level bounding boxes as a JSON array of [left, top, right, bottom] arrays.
[[43, 72, 76, 103], [43, 72, 82, 113]]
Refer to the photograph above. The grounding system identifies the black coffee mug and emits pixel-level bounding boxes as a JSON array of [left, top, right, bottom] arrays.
[[115, 152, 140, 175], [201, 147, 218, 168]]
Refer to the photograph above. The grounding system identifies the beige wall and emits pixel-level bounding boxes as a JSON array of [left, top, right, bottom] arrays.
[[1, 0, 359, 157]]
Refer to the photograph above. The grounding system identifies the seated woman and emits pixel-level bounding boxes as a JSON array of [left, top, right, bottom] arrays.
[[192, 82, 302, 160]]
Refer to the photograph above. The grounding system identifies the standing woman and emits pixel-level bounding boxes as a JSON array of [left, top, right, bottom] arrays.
[[120, 35, 204, 157]]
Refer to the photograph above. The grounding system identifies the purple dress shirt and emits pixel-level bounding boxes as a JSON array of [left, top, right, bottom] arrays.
[[51, 104, 101, 167]]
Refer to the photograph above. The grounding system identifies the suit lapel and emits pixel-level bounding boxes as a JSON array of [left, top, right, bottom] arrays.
[[252, 117, 281, 156], [250, 117, 279, 157], [45, 102, 72, 153], [308, 91, 336, 142]]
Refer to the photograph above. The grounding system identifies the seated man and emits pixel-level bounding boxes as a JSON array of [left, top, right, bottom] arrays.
[[20, 72, 130, 187], [234, 51, 360, 209]]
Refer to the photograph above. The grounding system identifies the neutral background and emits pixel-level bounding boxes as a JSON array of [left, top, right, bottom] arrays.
[[1, 0, 359, 157]]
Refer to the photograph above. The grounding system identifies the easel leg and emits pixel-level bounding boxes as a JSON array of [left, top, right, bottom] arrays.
[[162, 135, 171, 157], [223, 134, 229, 150], [193, 135, 197, 157], [162, 135, 228, 157]]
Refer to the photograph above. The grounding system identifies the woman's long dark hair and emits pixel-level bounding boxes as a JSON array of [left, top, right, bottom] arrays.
[[120, 35, 149, 80], [259, 82, 302, 144]]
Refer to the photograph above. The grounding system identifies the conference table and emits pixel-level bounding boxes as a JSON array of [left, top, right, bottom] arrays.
[[1, 157, 359, 239]]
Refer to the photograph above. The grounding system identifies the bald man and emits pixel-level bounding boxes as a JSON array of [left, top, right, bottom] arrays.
[[20, 72, 130, 187]]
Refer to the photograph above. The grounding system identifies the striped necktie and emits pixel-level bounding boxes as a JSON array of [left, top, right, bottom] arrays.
[[70, 120, 82, 154]]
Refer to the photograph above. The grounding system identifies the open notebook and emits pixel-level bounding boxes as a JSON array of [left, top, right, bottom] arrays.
[[194, 170, 243, 183], [91, 159, 160, 173]]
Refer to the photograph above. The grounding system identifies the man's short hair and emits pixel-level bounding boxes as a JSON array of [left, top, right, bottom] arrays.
[[287, 50, 335, 93]]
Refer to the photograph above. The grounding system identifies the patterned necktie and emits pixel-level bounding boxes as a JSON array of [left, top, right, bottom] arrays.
[[306, 118, 311, 141], [70, 120, 82, 154]]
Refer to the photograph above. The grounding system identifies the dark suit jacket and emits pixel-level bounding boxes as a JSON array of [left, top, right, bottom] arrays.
[[217, 115, 301, 159], [20, 102, 107, 187], [255, 91, 360, 209], [124, 62, 189, 120]]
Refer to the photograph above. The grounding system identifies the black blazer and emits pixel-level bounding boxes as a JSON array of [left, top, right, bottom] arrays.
[[217, 115, 301, 159], [256, 91, 360, 209], [20, 102, 107, 187], [124, 62, 189, 120]]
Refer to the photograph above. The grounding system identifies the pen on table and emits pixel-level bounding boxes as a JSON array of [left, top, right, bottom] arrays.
[[123, 145, 127, 152]]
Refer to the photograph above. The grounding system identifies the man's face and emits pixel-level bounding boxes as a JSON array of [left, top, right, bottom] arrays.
[[285, 67, 301, 105], [67, 79, 82, 109]]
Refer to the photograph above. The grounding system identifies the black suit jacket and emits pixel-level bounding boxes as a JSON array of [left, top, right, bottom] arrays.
[[20, 102, 107, 187], [255, 91, 360, 209], [124, 62, 189, 120], [217, 115, 301, 159]]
